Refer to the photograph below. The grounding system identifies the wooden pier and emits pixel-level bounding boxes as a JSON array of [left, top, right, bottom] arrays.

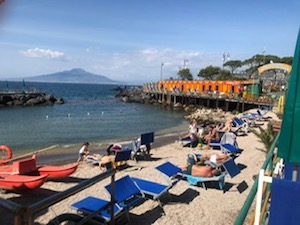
[[144, 90, 274, 113]]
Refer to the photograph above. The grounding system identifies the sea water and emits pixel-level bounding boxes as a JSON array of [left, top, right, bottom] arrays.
[[0, 81, 189, 155]]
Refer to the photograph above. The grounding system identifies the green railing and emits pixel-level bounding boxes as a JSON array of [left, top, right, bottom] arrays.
[[234, 132, 280, 225]]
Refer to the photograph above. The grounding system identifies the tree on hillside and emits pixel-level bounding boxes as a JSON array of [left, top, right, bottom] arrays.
[[198, 65, 221, 80], [178, 68, 193, 80], [223, 60, 242, 74]]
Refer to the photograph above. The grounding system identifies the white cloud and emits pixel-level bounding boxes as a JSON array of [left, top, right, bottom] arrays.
[[87, 48, 224, 83], [21, 48, 66, 60]]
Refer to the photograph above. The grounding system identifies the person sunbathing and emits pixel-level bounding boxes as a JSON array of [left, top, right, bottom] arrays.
[[200, 152, 229, 164], [86, 154, 116, 171], [180, 163, 222, 177], [179, 154, 222, 177]]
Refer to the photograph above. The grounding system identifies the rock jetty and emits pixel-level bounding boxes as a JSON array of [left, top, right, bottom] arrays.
[[0, 92, 64, 107], [115, 86, 157, 104]]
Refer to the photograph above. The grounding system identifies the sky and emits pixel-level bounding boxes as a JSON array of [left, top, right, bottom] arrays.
[[0, 0, 299, 84]]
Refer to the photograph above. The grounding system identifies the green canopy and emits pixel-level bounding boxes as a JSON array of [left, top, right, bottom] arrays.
[[278, 29, 300, 163]]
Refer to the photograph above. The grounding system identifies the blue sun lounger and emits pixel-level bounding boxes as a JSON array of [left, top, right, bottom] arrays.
[[131, 132, 155, 160], [155, 161, 226, 190], [104, 175, 145, 211], [71, 196, 123, 224], [255, 169, 300, 225], [131, 177, 173, 210], [220, 143, 242, 155], [105, 175, 174, 219], [72, 175, 146, 223], [268, 178, 300, 225], [156, 158, 240, 190]]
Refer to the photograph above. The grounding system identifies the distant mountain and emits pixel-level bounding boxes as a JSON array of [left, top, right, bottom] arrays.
[[22, 68, 121, 84]]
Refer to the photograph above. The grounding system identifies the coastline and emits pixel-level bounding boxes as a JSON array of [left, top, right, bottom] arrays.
[[0, 110, 280, 225], [19, 124, 189, 165]]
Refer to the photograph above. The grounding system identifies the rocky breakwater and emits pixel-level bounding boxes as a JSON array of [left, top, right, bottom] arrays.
[[115, 86, 158, 104], [0, 92, 64, 107]]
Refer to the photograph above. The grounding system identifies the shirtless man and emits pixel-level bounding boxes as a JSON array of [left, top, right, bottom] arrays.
[[180, 164, 222, 177], [180, 154, 222, 177]]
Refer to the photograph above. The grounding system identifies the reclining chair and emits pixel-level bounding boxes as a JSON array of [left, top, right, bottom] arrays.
[[131, 131, 154, 161]]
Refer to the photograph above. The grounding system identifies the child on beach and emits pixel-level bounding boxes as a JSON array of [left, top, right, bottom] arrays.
[[77, 142, 92, 163]]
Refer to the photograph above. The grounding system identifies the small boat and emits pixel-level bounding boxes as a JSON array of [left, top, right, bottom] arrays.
[[37, 163, 79, 180], [31, 153, 79, 179], [0, 174, 48, 192], [0, 154, 79, 181]]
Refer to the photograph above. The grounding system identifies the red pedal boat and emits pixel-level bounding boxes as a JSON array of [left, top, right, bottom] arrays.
[[37, 163, 79, 180], [0, 174, 48, 192], [0, 154, 78, 183]]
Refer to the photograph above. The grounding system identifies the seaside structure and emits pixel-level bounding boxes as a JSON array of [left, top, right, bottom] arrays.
[[143, 80, 274, 112]]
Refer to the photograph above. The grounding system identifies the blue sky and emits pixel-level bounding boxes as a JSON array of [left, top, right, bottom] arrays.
[[0, 0, 299, 84]]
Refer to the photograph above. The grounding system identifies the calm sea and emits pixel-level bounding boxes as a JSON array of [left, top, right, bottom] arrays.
[[0, 81, 189, 155]]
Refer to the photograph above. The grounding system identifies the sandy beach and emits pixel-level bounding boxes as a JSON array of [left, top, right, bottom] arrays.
[[0, 110, 279, 225]]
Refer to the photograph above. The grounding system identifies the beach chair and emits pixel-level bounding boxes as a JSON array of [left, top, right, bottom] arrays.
[[131, 177, 173, 210], [231, 117, 249, 135], [221, 157, 241, 178], [71, 175, 149, 224], [155, 161, 226, 190], [131, 131, 154, 161], [254, 169, 300, 225], [71, 196, 123, 224], [220, 143, 241, 155], [104, 175, 146, 221], [209, 132, 241, 156]]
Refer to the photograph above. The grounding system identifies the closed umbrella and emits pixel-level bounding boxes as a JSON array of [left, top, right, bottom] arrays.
[[278, 29, 300, 167]]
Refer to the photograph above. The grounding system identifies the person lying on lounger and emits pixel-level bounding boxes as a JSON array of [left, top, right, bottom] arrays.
[[179, 154, 222, 177], [180, 163, 222, 177], [199, 152, 229, 164]]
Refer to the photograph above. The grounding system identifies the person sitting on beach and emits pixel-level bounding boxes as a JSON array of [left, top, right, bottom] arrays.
[[180, 154, 222, 177], [203, 125, 221, 150], [180, 119, 198, 141]]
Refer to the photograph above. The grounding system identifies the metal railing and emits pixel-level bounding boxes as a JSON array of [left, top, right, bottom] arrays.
[[234, 133, 280, 225], [0, 168, 116, 225]]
